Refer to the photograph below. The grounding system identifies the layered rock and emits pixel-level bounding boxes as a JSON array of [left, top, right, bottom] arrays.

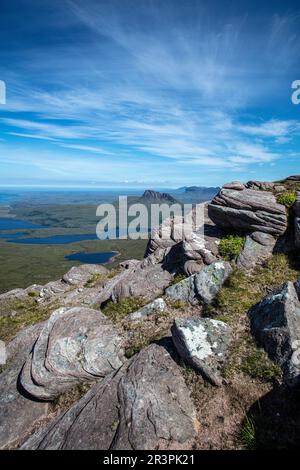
[[248, 281, 300, 387], [172, 317, 231, 386], [294, 191, 300, 249], [0, 323, 49, 449], [208, 187, 287, 236], [20, 307, 125, 400], [165, 261, 232, 306], [237, 232, 277, 270], [21, 344, 198, 450]]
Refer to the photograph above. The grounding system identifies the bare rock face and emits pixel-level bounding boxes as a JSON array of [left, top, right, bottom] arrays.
[[20, 307, 125, 400], [165, 261, 232, 306], [21, 344, 198, 450], [248, 281, 300, 387], [294, 192, 300, 249], [0, 323, 49, 449], [127, 298, 167, 321], [208, 187, 287, 236], [245, 180, 275, 191], [171, 317, 231, 386], [237, 232, 277, 270], [62, 264, 108, 286]]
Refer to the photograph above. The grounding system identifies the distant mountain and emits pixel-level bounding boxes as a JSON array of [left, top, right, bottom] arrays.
[[138, 190, 178, 204]]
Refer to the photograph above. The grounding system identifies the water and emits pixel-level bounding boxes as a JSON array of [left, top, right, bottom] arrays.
[[0, 218, 44, 230], [65, 251, 118, 264], [7, 233, 99, 245]]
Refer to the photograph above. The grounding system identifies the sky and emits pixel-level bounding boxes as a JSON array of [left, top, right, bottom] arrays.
[[0, 0, 300, 188]]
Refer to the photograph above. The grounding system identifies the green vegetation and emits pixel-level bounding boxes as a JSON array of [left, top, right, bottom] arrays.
[[219, 235, 245, 260], [240, 340, 282, 382], [239, 416, 256, 449], [103, 296, 147, 322], [168, 273, 187, 286], [276, 191, 297, 208]]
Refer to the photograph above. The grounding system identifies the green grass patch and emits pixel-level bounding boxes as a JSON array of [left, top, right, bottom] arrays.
[[103, 296, 147, 322], [219, 235, 245, 260], [276, 191, 297, 208], [239, 416, 256, 449], [168, 273, 187, 286]]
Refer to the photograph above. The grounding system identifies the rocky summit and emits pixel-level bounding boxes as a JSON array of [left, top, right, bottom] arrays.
[[1, 175, 300, 450]]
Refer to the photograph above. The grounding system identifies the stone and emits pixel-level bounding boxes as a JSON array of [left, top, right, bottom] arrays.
[[20, 306, 125, 400], [248, 281, 300, 387], [208, 187, 287, 236], [245, 181, 274, 191], [165, 261, 232, 306], [294, 192, 300, 249], [237, 231, 277, 270], [21, 344, 198, 450], [171, 317, 231, 386], [127, 298, 167, 321], [223, 181, 245, 190], [0, 323, 49, 449], [62, 264, 108, 286]]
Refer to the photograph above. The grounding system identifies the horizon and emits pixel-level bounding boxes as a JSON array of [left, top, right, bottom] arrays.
[[1, 0, 300, 186]]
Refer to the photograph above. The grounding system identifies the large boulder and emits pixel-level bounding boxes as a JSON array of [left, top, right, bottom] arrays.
[[62, 264, 108, 286], [172, 317, 231, 386], [248, 281, 300, 387], [0, 323, 49, 449], [237, 232, 277, 270], [21, 344, 198, 450], [245, 180, 274, 191], [208, 187, 287, 236], [165, 261, 232, 306], [294, 191, 300, 249], [20, 307, 125, 400]]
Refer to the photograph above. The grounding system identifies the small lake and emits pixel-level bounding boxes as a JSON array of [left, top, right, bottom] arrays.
[[0, 218, 45, 230], [7, 233, 99, 244], [65, 251, 118, 264]]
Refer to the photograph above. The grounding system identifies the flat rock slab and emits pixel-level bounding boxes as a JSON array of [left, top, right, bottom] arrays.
[[172, 317, 231, 386], [248, 281, 300, 387], [21, 344, 198, 450], [0, 323, 49, 449], [127, 298, 167, 321], [165, 261, 232, 306], [208, 188, 287, 236], [20, 306, 125, 400]]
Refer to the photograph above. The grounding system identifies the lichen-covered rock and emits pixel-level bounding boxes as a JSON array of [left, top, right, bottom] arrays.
[[0, 323, 49, 449], [248, 281, 300, 387], [165, 261, 232, 306], [20, 307, 125, 400], [171, 317, 231, 386], [127, 298, 167, 321], [208, 187, 287, 236], [21, 344, 198, 450], [237, 231, 276, 270], [62, 264, 108, 286]]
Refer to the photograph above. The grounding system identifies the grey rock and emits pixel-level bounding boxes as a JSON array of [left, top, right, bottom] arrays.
[[20, 307, 125, 400], [172, 317, 231, 386], [294, 192, 300, 249], [237, 231, 276, 270], [248, 281, 300, 387], [21, 344, 198, 450], [245, 180, 275, 191], [273, 185, 286, 193], [0, 323, 49, 449], [62, 264, 108, 286], [208, 188, 287, 236], [223, 181, 245, 190], [127, 298, 167, 321], [165, 261, 232, 306]]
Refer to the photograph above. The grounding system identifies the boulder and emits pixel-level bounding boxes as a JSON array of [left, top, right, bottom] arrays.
[[294, 192, 300, 249], [21, 344, 198, 450], [223, 181, 245, 190], [237, 231, 277, 270], [248, 281, 300, 387], [127, 298, 167, 321], [62, 264, 108, 286], [0, 323, 49, 449], [245, 181, 274, 191], [208, 187, 287, 236], [172, 317, 231, 386], [165, 261, 232, 306], [20, 306, 125, 400]]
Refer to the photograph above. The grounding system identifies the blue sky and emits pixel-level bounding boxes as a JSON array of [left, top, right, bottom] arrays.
[[0, 0, 300, 188]]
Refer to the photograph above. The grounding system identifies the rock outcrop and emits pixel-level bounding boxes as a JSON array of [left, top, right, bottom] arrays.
[[248, 281, 300, 387], [208, 187, 287, 236], [294, 191, 300, 249], [165, 261, 232, 306], [172, 317, 231, 386], [21, 344, 198, 450], [237, 232, 277, 270], [20, 307, 125, 400], [0, 323, 49, 449]]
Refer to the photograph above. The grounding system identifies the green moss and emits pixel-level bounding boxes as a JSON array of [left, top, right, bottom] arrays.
[[219, 235, 245, 260], [241, 343, 282, 382], [276, 191, 297, 208], [168, 273, 187, 286], [103, 296, 147, 322]]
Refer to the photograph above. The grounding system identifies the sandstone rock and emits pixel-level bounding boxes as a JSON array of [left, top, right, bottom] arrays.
[[294, 192, 300, 249], [248, 281, 300, 387], [20, 307, 125, 400], [208, 187, 287, 236], [0, 323, 49, 449], [245, 181, 274, 191], [165, 261, 232, 306], [237, 232, 277, 270], [285, 175, 300, 183], [127, 298, 167, 321], [0, 288, 27, 301], [223, 181, 245, 190], [273, 185, 286, 193], [62, 264, 108, 286], [21, 344, 198, 450], [172, 317, 231, 386]]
